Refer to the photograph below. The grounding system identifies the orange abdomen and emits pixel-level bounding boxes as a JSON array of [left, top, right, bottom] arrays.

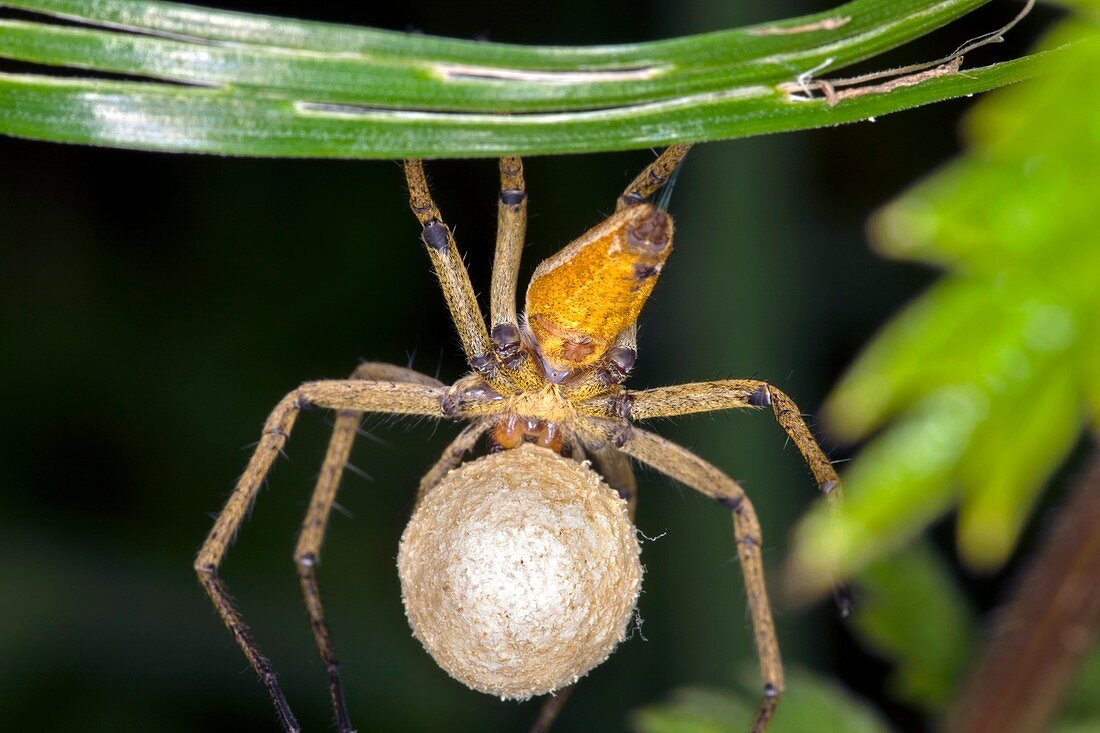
[[525, 204, 673, 374]]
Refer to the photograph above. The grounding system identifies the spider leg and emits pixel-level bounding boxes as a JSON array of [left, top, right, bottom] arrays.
[[404, 160, 506, 390], [489, 156, 546, 391], [528, 685, 576, 733], [293, 363, 445, 733], [627, 379, 850, 613], [414, 419, 489, 509], [617, 145, 693, 211], [617, 427, 782, 733], [490, 155, 526, 330], [195, 379, 446, 733], [592, 441, 639, 516]]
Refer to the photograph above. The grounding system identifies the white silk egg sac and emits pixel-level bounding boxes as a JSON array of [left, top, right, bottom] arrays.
[[397, 444, 643, 699]]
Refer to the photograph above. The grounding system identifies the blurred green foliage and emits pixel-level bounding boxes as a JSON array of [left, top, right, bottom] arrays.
[[633, 668, 891, 733], [639, 3, 1100, 732], [1058, 649, 1100, 730], [850, 540, 975, 710], [791, 1, 1100, 588]]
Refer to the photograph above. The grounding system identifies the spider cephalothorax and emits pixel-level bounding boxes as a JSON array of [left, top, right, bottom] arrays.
[[196, 147, 844, 733]]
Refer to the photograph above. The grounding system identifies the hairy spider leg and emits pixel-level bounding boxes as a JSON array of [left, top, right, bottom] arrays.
[[592, 441, 640, 516], [491, 155, 526, 331], [294, 363, 446, 733], [415, 420, 490, 509], [618, 428, 782, 733], [617, 144, 693, 211], [403, 160, 508, 391], [529, 685, 577, 733], [195, 379, 447, 733], [489, 156, 547, 392], [628, 379, 850, 614]]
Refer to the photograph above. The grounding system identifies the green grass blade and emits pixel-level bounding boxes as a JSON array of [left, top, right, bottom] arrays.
[[0, 51, 1053, 158], [0, 0, 1000, 112], [2, 0, 989, 71]]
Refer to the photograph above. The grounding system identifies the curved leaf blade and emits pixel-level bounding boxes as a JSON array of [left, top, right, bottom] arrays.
[[0, 53, 1052, 158], [2, 0, 990, 71]]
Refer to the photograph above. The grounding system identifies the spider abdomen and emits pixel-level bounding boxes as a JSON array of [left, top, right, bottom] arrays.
[[397, 443, 642, 700]]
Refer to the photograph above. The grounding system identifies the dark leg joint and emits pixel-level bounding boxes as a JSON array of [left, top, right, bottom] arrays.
[[440, 392, 461, 419], [491, 323, 525, 368], [763, 683, 779, 698], [821, 480, 838, 496], [611, 424, 633, 448], [603, 393, 633, 423], [748, 385, 772, 407], [618, 192, 646, 209], [469, 353, 496, 378], [718, 495, 744, 512], [296, 552, 317, 568], [738, 535, 760, 548], [500, 189, 526, 207], [294, 393, 315, 411], [420, 219, 450, 251], [598, 347, 637, 386]]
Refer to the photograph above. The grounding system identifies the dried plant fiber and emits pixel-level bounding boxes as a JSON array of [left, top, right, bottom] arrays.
[[398, 443, 642, 699]]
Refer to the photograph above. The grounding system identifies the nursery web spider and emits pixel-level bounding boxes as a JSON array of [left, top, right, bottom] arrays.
[[195, 146, 844, 733]]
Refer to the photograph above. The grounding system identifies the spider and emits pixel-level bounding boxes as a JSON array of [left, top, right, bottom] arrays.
[[195, 145, 844, 733]]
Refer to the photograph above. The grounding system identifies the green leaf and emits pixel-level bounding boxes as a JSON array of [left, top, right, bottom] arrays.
[[0, 0, 995, 111], [631, 668, 893, 733], [632, 688, 755, 733], [956, 362, 1083, 567], [794, 387, 987, 575], [851, 541, 977, 710], [0, 0, 1054, 157], [790, 12, 1100, 588]]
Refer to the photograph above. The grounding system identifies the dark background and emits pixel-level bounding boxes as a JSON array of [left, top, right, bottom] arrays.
[[0, 0, 1049, 731]]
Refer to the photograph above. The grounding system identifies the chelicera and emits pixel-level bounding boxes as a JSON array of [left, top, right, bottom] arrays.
[[195, 146, 844, 733]]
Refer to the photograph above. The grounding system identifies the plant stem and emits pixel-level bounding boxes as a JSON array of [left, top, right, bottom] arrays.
[[947, 449, 1100, 733]]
